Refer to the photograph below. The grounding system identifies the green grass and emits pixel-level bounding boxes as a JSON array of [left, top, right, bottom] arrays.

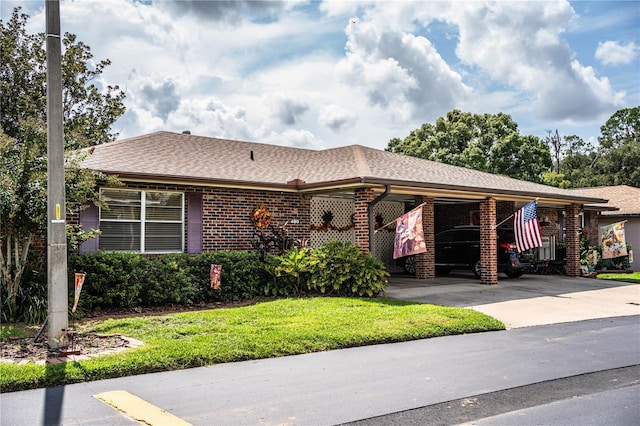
[[0, 324, 38, 340], [0, 297, 504, 392], [597, 271, 640, 283]]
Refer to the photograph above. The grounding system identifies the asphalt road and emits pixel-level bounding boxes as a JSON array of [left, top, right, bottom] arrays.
[[1, 315, 639, 425]]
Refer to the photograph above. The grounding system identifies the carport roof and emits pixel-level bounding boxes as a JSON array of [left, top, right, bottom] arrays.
[[80, 131, 607, 206]]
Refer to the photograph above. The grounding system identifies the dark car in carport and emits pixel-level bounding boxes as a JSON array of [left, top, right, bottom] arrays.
[[398, 226, 525, 278]]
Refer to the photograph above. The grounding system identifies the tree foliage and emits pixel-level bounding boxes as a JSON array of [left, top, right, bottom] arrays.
[[386, 110, 552, 183], [549, 107, 640, 188], [1, 8, 125, 148], [0, 7, 125, 319]]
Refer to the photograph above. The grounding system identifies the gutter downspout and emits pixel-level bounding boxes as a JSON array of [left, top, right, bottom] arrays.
[[368, 184, 391, 254]]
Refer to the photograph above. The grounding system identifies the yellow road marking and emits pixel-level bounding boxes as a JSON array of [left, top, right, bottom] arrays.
[[94, 390, 192, 426]]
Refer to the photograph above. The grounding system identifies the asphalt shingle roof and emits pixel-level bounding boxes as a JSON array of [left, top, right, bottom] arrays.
[[80, 131, 607, 204], [573, 185, 640, 216]]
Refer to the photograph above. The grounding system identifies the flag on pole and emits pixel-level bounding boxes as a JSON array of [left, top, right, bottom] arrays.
[[72, 272, 86, 313], [514, 200, 543, 253], [600, 221, 627, 259], [393, 205, 426, 259]]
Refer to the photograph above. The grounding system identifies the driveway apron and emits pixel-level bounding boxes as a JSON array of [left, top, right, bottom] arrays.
[[384, 273, 640, 328]]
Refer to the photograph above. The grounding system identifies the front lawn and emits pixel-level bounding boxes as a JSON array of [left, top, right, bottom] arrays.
[[597, 271, 640, 283], [0, 297, 504, 392]]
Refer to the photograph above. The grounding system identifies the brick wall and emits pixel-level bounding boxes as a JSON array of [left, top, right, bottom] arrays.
[[354, 188, 375, 252], [415, 196, 435, 279], [201, 188, 310, 251], [91, 183, 310, 252], [585, 211, 599, 246], [480, 198, 498, 284], [565, 204, 581, 277]]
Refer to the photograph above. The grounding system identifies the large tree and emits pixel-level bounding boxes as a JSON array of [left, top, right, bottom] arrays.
[[0, 8, 124, 318], [386, 110, 552, 183], [547, 107, 640, 189], [1, 8, 125, 149], [591, 107, 640, 187]]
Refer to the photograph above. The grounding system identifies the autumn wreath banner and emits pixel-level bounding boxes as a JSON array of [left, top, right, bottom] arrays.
[[252, 205, 272, 229], [600, 221, 628, 259]]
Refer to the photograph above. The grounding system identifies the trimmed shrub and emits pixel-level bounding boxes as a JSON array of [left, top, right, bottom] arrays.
[[69, 252, 146, 309], [61, 244, 386, 314], [186, 251, 263, 302], [68, 250, 263, 312]]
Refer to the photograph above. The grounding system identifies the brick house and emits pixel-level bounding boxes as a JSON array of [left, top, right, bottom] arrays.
[[574, 185, 640, 272], [76, 131, 607, 284]]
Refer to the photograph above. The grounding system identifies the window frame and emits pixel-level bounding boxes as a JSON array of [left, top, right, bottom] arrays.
[[99, 188, 185, 253]]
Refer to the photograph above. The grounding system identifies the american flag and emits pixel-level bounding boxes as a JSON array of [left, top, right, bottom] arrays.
[[514, 200, 543, 253]]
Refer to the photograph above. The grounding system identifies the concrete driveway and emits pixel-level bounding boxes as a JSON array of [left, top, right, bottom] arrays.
[[384, 273, 640, 328]]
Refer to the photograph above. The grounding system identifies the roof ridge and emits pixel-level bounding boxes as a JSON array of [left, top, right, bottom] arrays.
[[351, 145, 371, 177]]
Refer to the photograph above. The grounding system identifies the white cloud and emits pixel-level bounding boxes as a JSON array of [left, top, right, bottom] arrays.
[[262, 129, 321, 149], [10, 0, 636, 149], [337, 17, 470, 120], [267, 93, 310, 126], [448, 1, 625, 122], [319, 105, 358, 132], [595, 41, 639, 66]]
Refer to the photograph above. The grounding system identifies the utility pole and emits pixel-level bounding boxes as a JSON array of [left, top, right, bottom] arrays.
[[46, 0, 68, 349]]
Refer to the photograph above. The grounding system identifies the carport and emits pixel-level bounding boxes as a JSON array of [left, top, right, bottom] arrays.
[[294, 146, 609, 285], [379, 193, 587, 285]]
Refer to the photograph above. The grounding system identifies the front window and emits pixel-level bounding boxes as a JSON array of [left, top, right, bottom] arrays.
[[99, 189, 184, 253]]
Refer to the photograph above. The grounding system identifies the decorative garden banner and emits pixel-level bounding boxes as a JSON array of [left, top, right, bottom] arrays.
[[210, 264, 222, 290], [72, 272, 86, 313], [393, 205, 426, 259], [600, 221, 628, 259]]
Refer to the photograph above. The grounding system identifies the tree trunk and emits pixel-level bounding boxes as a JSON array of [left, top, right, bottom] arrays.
[[0, 232, 33, 318]]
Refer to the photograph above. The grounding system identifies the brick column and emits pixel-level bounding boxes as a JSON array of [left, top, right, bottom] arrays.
[[354, 188, 375, 252], [565, 203, 581, 277], [415, 196, 435, 280], [480, 198, 498, 285]]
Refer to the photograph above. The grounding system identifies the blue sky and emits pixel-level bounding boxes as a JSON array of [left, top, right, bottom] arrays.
[[3, 0, 639, 150]]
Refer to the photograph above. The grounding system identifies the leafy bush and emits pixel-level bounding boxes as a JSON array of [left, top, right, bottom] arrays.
[[142, 254, 198, 306], [13, 244, 385, 319], [263, 247, 315, 297], [308, 241, 388, 297], [596, 243, 632, 271], [0, 251, 47, 323], [13, 271, 48, 324], [263, 241, 388, 297]]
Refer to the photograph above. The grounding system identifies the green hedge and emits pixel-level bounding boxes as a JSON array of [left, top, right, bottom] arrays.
[[68, 251, 263, 312], [67, 243, 388, 314]]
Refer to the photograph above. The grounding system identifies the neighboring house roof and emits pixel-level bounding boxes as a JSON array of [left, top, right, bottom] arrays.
[[573, 185, 640, 216], [80, 131, 607, 206]]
